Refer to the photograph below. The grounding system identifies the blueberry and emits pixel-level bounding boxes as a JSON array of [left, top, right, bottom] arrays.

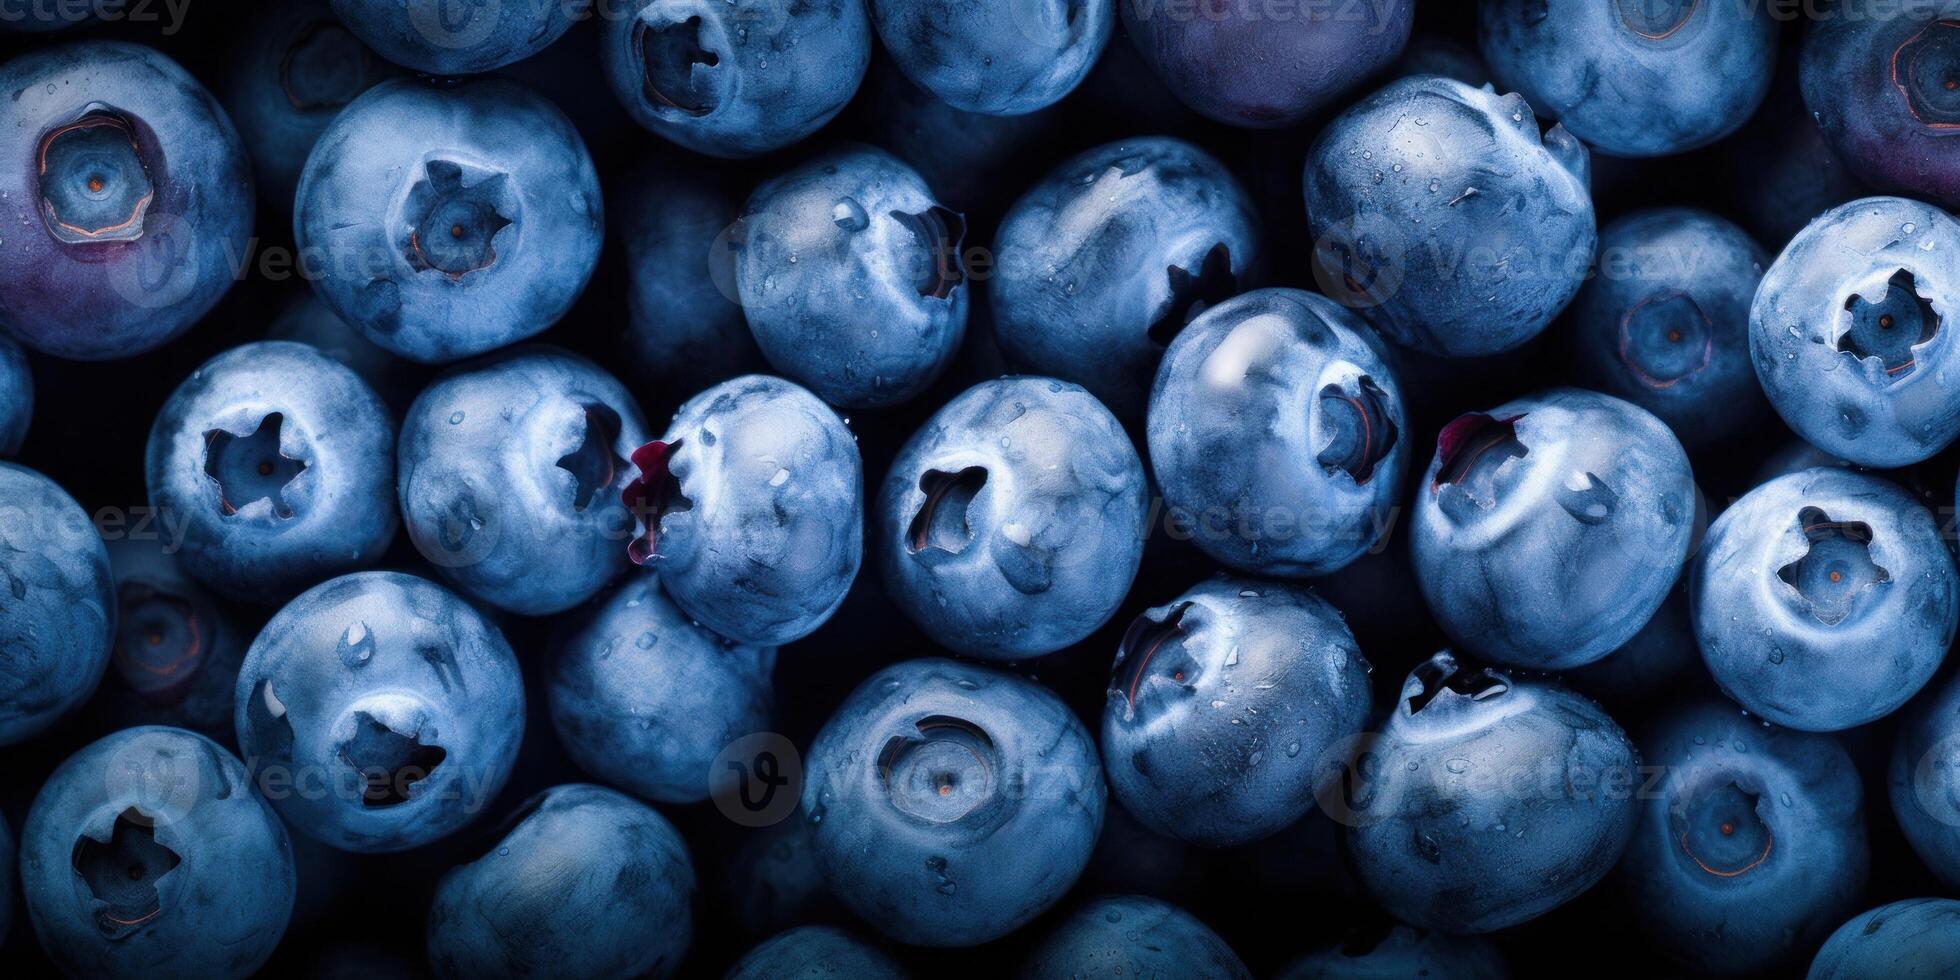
[[1413, 388, 1695, 670], [878, 376, 1146, 661], [1890, 665, 1960, 887], [329, 0, 586, 75], [627, 375, 863, 646], [223, 0, 395, 208], [1121, 0, 1413, 127], [147, 341, 398, 605], [0, 42, 253, 360], [1749, 197, 1960, 467], [1568, 208, 1770, 449], [1019, 895, 1248, 979], [425, 784, 693, 980], [1103, 578, 1371, 847], [1478, 0, 1776, 158], [992, 137, 1260, 417], [400, 347, 648, 616], [232, 571, 525, 852], [1803, 6, 1960, 209], [1148, 288, 1409, 575], [736, 144, 968, 409], [1348, 652, 1638, 933], [1725, 75, 1873, 249], [726, 926, 905, 980], [1692, 467, 1957, 731], [871, 0, 1112, 116], [617, 153, 763, 398], [548, 578, 774, 803], [1808, 898, 1960, 979], [0, 463, 114, 746], [1303, 75, 1596, 357], [92, 537, 250, 743], [1620, 701, 1868, 974], [0, 332, 31, 457], [20, 726, 294, 978], [602, 0, 872, 158], [1275, 924, 1508, 980], [295, 77, 602, 364], [802, 658, 1104, 946]]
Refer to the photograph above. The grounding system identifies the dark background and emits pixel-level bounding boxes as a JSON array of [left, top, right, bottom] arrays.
[[0, 2, 1948, 977]]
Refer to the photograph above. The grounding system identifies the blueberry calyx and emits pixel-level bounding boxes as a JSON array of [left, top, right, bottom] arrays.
[[1616, 0, 1698, 41], [637, 13, 721, 116], [907, 466, 987, 555], [1837, 268, 1939, 380], [623, 439, 692, 566], [1619, 290, 1713, 389], [1669, 778, 1774, 879], [1777, 507, 1890, 626], [202, 412, 307, 521], [402, 160, 514, 280], [893, 206, 969, 300], [877, 715, 999, 825], [1147, 242, 1237, 347], [1431, 413, 1527, 503], [1892, 19, 1960, 129], [281, 20, 382, 111], [113, 582, 205, 704], [1317, 377, 1399, 484], [556, 405, 625, 514], [37, 107, 154, 246], [338, 711, 447, 808], [1113, 601, 1194, 713], [1404, 652, 1508, 715], [73, 807, 181, 937]]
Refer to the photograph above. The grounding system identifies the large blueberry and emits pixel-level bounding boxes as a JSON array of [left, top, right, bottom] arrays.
[[0, 42, 253, 360], [92, 537, 250, 743], [993, 137, 1260, 418], [20, 727, 294, 978], [425, 784, 693, 979], [1276, 925, 1508, 980], [802, 658, 1104, 947], [1808, 899, 1960, 979], [1413, 389, 1695, 670], [602, 0, 872, 158], [879, 376, 1145, 661], [400, 347, 648, 616], [1303, 75, 1595, 357], [1103, 578, 1371, 847], [0, 463, 114, 745], [232, 571, 525, 852], [1749, 197, 1960, 467], [1121, 0, 1412, 127], [1891, 666, 1960, 887], [626, 375, 862, 646], [329, 0, 585, 75], [1348, 652, 1638, 933], [736, 144, 967, 409], [0, 332, 30, 456], [1621, 701, 1867, 974], [549, 577, 773, 803], [1802, 4, 1960, 209], [295, 77, 602, 363], [1692, 467, 1956, 731], [1479, 0, 1776, 157], [617, 153, 762, 398], [223, 0, 395, 209], [1569, 208, 1769, 449], [1148, 288, 1408, 575], [1019, 895, 1248, 979], [871, 0, 1111, 116], [726, 926, 905, 980], [147, 341, 398, 605]]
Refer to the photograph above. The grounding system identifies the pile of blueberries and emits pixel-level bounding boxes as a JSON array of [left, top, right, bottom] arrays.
[[8, 0, 1960, 977]]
